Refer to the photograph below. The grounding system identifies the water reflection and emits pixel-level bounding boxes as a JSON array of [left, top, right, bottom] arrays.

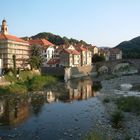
[[0, 96, 29, 126], [0, 78, 101, 126]]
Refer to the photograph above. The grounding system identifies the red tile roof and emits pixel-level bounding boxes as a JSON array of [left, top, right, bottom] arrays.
[[0, 33, 28, 44], [64, 49, 80, 55], [47, 59, 60, 65], [28, 39, 54, 47], [75, 45, 88, 52]]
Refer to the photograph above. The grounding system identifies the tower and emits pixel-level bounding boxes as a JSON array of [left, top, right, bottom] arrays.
[[1, 19, 8, 35]]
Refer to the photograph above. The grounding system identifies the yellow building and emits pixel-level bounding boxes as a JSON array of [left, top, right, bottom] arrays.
[[0, 19, 30, 69]]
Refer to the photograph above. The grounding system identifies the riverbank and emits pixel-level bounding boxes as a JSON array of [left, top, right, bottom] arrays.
[[87, 74, 140, 139], [0, 70, 61, 95]]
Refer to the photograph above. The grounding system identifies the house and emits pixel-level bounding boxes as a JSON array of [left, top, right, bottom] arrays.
[[109, 48, 122, 61], [75, 44, 92, 66], [60, 44, 92, 67], [98, 47, 122, 61], [0, 19, 30, 70], [28, 39, 55, 67], [60, 45, 81, 67], [98, 48, 110, 61], [89, 45, 99, 55]]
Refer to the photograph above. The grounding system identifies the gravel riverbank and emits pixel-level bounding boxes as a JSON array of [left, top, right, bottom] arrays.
[[96, 74, 140, 140]]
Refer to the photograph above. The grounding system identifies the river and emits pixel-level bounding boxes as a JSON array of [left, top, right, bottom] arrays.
[[1, 74, 140, 140], [0, 77, 106, 140]]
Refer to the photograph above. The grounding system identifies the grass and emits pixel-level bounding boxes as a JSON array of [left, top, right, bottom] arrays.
[[26, 75, 58, 91], [0, 70, 59, 94], [85, 131, 108, 140], [111, 110, 124, 128], [116, 96, 140, 115]]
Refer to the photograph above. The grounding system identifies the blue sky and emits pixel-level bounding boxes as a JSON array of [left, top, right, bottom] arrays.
[[0, 0, 140, 47]]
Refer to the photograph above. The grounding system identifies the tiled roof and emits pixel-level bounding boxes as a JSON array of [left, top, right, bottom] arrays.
[[0, 33, 28, 44], [64, 49, 80, 55], [47, 59, 60, 65], [75, 45, 88, 52], [28, 39, 54, 47]]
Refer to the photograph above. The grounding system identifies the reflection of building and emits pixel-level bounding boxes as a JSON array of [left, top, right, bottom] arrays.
[[0, 19, 30, 69], [0, 98, 29, 125], [46, 91, 56, 103], [66, 79, 96, 101], [0, 100, 5, 117]]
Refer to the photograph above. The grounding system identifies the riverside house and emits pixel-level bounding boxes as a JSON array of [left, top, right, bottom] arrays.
[[28, 39, 55, 67], [0, 19, 30, 70], [60, 44, 92, 67]]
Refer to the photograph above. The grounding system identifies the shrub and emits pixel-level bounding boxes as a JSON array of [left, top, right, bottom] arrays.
[[111, 110, 124, 128], [116, 96, 140, 115], [85, 131, 107, 140], [103, 98, 110, 103], [7, 83, 28, 94], [27, 75, 58, 91], [92, 82, 102, 91]]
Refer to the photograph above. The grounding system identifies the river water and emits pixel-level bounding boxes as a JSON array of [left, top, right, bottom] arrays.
[[0, 77, 106, 140]]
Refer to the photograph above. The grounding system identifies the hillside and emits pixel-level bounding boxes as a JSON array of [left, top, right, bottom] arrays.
[[22, 32, 89, 46], [116, 36, 140, 58]]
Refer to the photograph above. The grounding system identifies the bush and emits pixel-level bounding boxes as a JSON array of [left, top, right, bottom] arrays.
[[103, 98, 110, 103], [92, 82, 102, 91], [7, 83, 28, 94], [116, 96, 140, 115], [85, 131, 107, 140], [111, 110, 124, 128], [27, 75, 58, 91]]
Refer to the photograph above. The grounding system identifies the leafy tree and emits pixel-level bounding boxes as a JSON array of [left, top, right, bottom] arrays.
[[28, 45, 44, 70], [92, 54, 105, 63], [12, 54, 17, 76]]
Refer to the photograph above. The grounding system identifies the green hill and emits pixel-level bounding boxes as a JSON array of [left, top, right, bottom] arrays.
[[23, 32, 89, 46], [116, 36, 140, 58]]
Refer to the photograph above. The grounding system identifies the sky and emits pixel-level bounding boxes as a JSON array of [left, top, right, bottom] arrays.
[[0, 0, 140, 47]]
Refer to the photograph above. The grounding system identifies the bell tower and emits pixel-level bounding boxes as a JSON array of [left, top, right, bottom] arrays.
[[1, 19, 8, 35]]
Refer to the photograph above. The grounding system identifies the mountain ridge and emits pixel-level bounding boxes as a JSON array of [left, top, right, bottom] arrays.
[[115, 36, 140, 58]]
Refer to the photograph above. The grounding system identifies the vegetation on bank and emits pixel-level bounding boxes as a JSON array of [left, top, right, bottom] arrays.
[[0, 70, 60, 94], [111, 110, 124, 128], [85, 131, 108, 140], [116, 96, 140, 115]]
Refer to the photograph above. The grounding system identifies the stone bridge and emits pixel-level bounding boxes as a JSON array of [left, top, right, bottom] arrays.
[[95, 59, 140, 74]]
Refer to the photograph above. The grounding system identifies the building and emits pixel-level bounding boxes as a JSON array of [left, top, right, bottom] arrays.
[[75, 44, 92, 66], [0, 19, 30, 69], [28, 39, 55, 67], [98, 47, 122, 61], [109, 48, 122, 61], [60, 44, 92, 67], [60, 45, 81, 67], [89, 45, 99, 55]]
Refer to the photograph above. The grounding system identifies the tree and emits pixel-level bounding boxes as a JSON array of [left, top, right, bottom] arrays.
[[12, 54, 17, 76], [28, 45, 44, 70], [92, 54, 105, 63]]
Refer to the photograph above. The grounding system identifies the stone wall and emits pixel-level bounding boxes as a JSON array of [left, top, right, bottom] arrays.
[[41, 67, 65, 76], [64, 65, 97, 82]]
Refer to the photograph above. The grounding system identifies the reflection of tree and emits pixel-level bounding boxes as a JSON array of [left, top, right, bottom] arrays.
[[0, 95, 29, 126], [58, 90, 70, 102], [31, 95, 45, 116], [92, 81, 102, 92]]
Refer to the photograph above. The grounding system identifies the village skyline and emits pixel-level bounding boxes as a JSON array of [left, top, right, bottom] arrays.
[[0, 0, 140, 47]]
